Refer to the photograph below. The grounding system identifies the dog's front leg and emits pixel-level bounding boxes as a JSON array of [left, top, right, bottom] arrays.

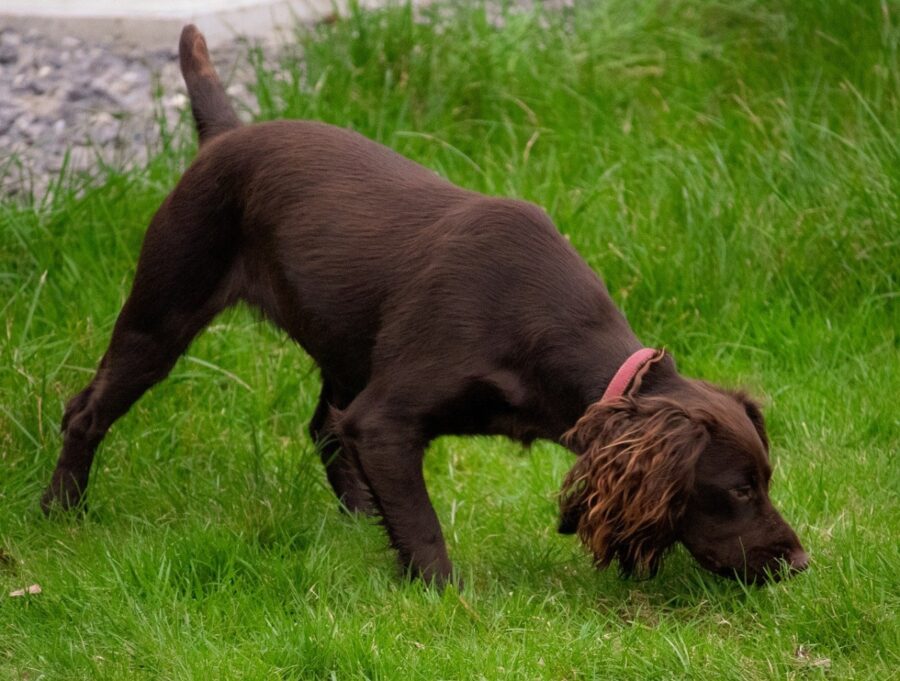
[[335, 396, 452, 586]]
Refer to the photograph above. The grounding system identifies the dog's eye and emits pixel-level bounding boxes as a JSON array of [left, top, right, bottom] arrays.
[[730, 485, 754, 501]]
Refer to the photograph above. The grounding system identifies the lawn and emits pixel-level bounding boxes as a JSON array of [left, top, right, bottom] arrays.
[[1, 0, 898, 678]]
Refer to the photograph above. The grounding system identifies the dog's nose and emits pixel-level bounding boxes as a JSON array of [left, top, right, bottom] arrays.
[[788, 548, 809, 573]]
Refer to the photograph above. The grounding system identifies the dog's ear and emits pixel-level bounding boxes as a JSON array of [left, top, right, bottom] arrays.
[[560, 397, 709, 577], [738, 393, 768, 451]]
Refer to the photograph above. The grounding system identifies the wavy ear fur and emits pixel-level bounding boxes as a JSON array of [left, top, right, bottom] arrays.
[[560, 396, 710, 577]]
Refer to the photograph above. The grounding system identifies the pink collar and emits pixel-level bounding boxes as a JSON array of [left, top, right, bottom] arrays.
[[601, 348, 660, 401]]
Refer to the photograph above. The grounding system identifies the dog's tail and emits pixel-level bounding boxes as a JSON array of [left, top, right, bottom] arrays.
[[179, 25, 241, 145]]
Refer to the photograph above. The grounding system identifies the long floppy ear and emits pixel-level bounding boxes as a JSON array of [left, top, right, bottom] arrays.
[[560, 397, 709, 577]]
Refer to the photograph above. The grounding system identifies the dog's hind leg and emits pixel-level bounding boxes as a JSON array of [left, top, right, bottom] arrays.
[[309, 379, 374, 514], [41, 198, 238, 513]]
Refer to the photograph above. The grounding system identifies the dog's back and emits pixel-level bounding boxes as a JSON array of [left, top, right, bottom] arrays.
[[175, 26, 614, 394]]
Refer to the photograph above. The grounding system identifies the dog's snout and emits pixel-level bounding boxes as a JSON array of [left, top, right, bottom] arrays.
[[757, 545, 809, 582]]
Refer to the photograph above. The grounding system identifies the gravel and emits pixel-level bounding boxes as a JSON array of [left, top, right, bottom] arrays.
[[0, 26, 260, 199], [1, 2, 573, 200]]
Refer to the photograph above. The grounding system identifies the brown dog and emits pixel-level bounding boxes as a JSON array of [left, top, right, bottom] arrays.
[[42, 25, 807, 586]]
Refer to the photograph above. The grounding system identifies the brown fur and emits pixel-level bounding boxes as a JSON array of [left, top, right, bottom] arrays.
[[561, 394, 709, 577], [40, 25, 807, 587]]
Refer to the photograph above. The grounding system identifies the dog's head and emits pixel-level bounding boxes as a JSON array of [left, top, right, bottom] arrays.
[[559, 379, 806, 583]]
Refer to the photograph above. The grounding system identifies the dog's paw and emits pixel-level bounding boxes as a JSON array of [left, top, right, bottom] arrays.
[[40, 469, 88, 516], [411, 563, 460, 591]]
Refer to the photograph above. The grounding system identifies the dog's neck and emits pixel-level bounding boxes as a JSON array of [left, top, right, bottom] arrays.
[[624, 350, 683, 398], [600, 348, 663, 401], [536, 324, 690, 439], [575, 343, 687, 414]]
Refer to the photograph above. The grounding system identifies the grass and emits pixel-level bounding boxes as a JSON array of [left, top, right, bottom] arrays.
[[1, 0, 898, 677]]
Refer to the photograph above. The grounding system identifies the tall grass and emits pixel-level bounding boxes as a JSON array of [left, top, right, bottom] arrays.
[[1, 1, 897, 678]]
